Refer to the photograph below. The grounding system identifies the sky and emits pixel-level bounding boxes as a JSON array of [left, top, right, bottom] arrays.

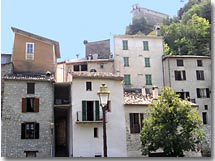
[[1, 0, 187, 61]]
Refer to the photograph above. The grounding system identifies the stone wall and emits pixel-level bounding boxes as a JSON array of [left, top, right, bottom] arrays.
[[1, 80, 54, 158]]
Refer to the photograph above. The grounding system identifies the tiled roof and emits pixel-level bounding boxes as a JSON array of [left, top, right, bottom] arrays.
[[72, 72, 123, 81], [124, 92, 153, 105], [3, 73, 55, 82]]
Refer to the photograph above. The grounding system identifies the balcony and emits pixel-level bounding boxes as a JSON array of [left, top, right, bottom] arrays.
[[76, 111, 103, 124]]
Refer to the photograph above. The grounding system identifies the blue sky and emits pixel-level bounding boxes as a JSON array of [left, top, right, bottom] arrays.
[[1, 0, 187, 61]]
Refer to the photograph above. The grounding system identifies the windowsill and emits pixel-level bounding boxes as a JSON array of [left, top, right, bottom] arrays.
[[76, 120, 104, 124]]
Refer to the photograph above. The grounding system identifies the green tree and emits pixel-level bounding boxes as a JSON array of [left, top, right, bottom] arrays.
[[140, 87, 205, 157]]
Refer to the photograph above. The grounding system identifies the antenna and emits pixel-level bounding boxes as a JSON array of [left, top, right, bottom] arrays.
[[76, 53, 79, 59]]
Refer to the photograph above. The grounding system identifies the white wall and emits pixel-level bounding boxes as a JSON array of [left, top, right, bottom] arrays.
[[114, 35, 164, 90], [71, 78, 127, 157]]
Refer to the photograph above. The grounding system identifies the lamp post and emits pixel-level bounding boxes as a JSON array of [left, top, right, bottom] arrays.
[[97, 83, 110, 157]]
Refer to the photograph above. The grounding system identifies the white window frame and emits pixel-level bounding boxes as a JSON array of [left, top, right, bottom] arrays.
[[25, 42, 34, 60]]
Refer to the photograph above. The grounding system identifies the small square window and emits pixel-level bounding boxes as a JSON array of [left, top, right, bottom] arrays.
[[27, 83, 35, 94], [177, 60, 184, 66], [100, 64, 104, 69], [74, 65, 80, 71], [86, 82, 92, 91], [197, 60, 203, 67], [204, 105, 208, 110], [25, 151, 38, 157]]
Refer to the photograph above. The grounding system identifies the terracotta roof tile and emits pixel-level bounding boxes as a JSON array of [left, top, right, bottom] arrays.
[[124, 92, 153, 105]]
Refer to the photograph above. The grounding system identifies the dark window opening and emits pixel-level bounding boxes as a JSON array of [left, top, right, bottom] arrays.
[[21, 122, 39, 139], [196, 88, 210, 98], [90, 69, 97, 72], [174, 71, 186, 80], [73, 65, 79, 71], [202, 112, 207, 124], [94, 128, 98, 138], [81, 64, 88, 71], [204, 105, 208, 110], [196, 70, 204, 80], [177, 60, 184, 66], [22, 98, 39, 112], [130, 113, 144, 134], [87, 101, 94, 121], [176, 92, 190, 100], [95, 155, 102, 157], [27, 83, 35, 94], [82, 101, 100, 121], [25, 151, 38, 157], [86, 82, 92, 91], [197, 60, 203, 67], [100, 64, 104, 69]]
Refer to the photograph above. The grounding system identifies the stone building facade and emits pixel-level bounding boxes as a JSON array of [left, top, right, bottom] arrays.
[[1, 75, 55, 157]]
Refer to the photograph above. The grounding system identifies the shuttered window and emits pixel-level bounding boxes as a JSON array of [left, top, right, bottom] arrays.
[[82, 100, 100, 121], [196, 88, 210, 98], [145, 74, 152, 85], [22, 98, 39, 113], [122, 40, 128, 50], [95, 101, 100, 121], [130, 113, 144, 133], [124, 74, 131, 85], [143, 41, 149, 51], [82, 101, 87, 121], [21, 122, 39, 139]]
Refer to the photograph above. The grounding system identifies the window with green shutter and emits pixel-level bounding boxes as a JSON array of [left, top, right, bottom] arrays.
[[123, 57, 129, 67], [143, 41, 149, 51], [145, 74, 152, 85], [145, 57, 150, 67], [122, 40, 128, 50], [82, 101, 87, 121], [124, 74, 131, 85], [95, 101, 100, 121]]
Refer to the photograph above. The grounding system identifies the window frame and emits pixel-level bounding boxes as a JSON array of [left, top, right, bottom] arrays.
[[197, 60, 203, 67], [124, 74, 131, 85], [145, 74, 152, 85], [123, 57, 129, 67], [143, 41, 149, 51], [129, 113, 144, 134], [196, 88, 210, 98], [174, 70, 186, 81], [86, 81, 92, 91], [21, 122, 39, 139], [27, 83, 35, 94], [22, 97, 39, 113], [26, 42, 34, 54], [176, 59, 184, 66], [196, 70, 205, 80], [144, 57, 150, 67], [122, 40, 128, 50]]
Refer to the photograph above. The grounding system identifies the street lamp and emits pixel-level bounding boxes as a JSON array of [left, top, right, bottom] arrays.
[[97, 83, 110, 157]]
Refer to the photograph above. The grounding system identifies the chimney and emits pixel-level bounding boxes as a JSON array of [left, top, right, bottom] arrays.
[[155, 25, 161, 36], [142, 86, 146, 96], [152, 85, 158, 99]]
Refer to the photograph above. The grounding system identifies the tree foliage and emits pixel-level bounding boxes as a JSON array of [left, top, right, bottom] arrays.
[[140, 87, 205, 157], [161, 14, 210, 55]]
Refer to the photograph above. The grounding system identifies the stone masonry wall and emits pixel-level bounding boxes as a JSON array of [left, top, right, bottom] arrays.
[[1, 80, 54, 158]]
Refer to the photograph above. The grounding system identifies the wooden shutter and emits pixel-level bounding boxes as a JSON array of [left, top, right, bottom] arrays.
[[206, 88, 210, 98], [196, 88, 200, 98], [35, 123, 39, 139], [34, 98, 39, 112], [129, 113, 134, 133], [95, 101, 100, 121], [140, 113, 144, 129], [22, 98, 27, 113], [82, 101, 87, 121], [183, 71, 186, 80], [21, 123, 26, 139]]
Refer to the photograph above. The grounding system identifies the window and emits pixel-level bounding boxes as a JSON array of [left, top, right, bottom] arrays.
[[176, 92, 190, 100], [177, 60, 184, 66], [82, 101, 100, 121], [196, 70, 204, 80], [21, 122, 39, 139], [86, 82, 92, 91], [81, 64, 88, 71], [26, 43, 34, 54], [197, 60, 203, 67], [124, 74, 131, 85], [27, 83, 35, 94], [202, 112, 207, 124], [174, 70, 186, 80], [122, 40, 128, 50], [22, 98, 39, 112], [196, 88, 210, 98], [73, 65, 79, 71], [130, 113, 144, 133], [94, 128, 98, 138], [143, 41, 149, 51], [25, 151, 38, 157], [144, 57, 150, 67], [204, 105, 208, 110], [145, 88, 152, 94], [145, 74, 152, 85], [123, 57, 129, 67], [100, 64, 104, 69]]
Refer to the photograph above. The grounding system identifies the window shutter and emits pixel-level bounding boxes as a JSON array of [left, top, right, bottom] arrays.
[[140, 113, 144, 129], [129, 113, 134, 133], [22, 98, 27, 113], [34, 98, 39, 112], [35, 123, 39, 139], [95, 101, 100, 121], [21, 123, 26, 139], [196, 88, 200, 98], [82, 101, 87, 121], [206, 88, 210, 98], [183, 71, 186, 80]]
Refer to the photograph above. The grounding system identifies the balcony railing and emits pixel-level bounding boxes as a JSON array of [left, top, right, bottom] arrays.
[[76, 111, 103, 124], [54, 98, 70, 105]]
